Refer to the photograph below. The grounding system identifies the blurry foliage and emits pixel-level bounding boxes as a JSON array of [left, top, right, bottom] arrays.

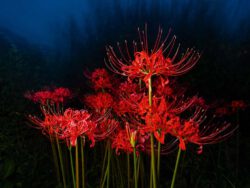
[[0, 34, 55, 187]]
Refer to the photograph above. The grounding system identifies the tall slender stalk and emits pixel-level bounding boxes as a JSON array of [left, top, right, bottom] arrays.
[[136, 154, 140, 181], [150, 169, 153, 188], [148, 77, 157, 188], [49, 135, 61, 184], [150, 134, 157, 188], [157, 142, 161, 179], [75, 141, 79, 188], [69, 146, 76, 188], [81, 138, 85, 188], [56, 136, 67, 188], [101, 142, 108, 186], [106, 144, 111, 188], [133, 148, 138, 188], [101, 141, 111, 188], [127, 153, 130, 188], [170, 147, 182, 188]]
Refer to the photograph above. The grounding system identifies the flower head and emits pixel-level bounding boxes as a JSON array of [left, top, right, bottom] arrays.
[[90, 68, 112, 91], [25, 87, 71, 105], [231, 100, 247, 112], [84, 92, 114, 115], [106, 26, 200, 83]]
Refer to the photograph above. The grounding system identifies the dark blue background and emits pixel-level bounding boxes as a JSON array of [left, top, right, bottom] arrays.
[[0, 0, 249, 49]]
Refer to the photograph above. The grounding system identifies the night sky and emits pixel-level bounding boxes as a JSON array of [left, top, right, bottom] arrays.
[[0, 0, 250, 48]]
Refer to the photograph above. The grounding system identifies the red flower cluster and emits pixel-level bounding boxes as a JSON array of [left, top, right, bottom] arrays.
[[29, 108, 96, 147], [104, 26, 236, 154], [26, 26, 236, 156], [90, 68, 112, 91], [84, 92, 114, 115], [214, 100, 247, 117], [25, 87, 71, 105], [231, 100, 247, 112]]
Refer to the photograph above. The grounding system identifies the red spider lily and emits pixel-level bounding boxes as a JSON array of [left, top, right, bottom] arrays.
[[113, 86, 200, 145], [28, 108, 97, 147], [93, 118, 119, 141], [231, 100, 247, 112], [25, 90, 53, 105], [112, 80, 143, 116], [215, 107, 231, 117], [28, 111, 60, 136], [25, 87, 71, 105], [89, 68, 113, 91], [168, 107, 237, 153], [106, 25, 200, 83], [84, 92, 114, 115], [56, 108, 96, 147], [114, 92, 143, 116], [112, 125, 149, 155], [153, 77, 173, 97], [52, 87, 71, 103], [112, 128, 134, 154], [118, 81, 139, 95]]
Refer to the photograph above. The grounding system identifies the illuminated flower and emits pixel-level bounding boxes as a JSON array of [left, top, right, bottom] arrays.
[[84, 92, 114, 114], [25, 90, 53, 105], [114, 92, 143, 116], [112, 124, 149, 155], [94, 118, 119, 141], [57, 108, 96, 147], [118, 81, 139, 95], [112, 129, 134, 154], [90, 68, 112, 91], [153, 77, 173, 97], [215, 107, 230, 117], [231, 100, 247, 112], [28, 112, 59, 135], [25, 87, 71, 105], [168, 107, 236, 153], [29, 108, 96, 147], [52, 87, 71, 103], [106, 26, 200, 83]]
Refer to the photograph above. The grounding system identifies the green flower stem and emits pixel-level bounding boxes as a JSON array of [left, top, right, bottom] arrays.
[[81, 138, 85, 188], [69, 146, 76, 188], [56, 136, 67, 188], [115, 154, 124, 187], [136, 154, 140, 180], [148, 77, 152, 106], [101, 142, 108, 188], [157, 142, 161, 179], [75, 141, 79, 188], [101, 141, 111, 188], [127, 153, 130, 188], [170, 147, 182, 188], [150, 134, 157, 188], [150, 170, 153, 188], [133, 148, 138, 188], [49, 135, 61, 184], [101, 167, 108, 188], [106, 144, 111, 188], [148, 77, 157, 188]]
